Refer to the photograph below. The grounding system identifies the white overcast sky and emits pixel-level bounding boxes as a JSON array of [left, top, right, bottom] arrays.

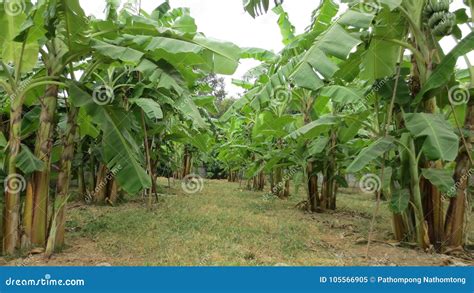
[[79, 0, 473, 97]]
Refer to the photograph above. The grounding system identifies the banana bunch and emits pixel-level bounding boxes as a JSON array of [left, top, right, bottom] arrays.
[[422, 0, 456, 36]]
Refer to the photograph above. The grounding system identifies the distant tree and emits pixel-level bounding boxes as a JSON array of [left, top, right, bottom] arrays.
[[197, 73, 237, 118], [216, 97, 237, 118], [200, 73, 227, 103]]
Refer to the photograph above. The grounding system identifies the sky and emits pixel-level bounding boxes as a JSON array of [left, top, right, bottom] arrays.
[[79, 0, 473, 97]]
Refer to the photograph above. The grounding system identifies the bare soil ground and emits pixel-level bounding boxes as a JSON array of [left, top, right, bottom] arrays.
[[2, 179, 473, 266]]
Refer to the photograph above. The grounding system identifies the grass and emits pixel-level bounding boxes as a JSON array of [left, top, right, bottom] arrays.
[[67, 180, 333, 265], [2, 178, 473, 266]]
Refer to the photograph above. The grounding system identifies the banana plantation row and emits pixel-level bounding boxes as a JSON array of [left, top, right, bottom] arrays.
[[0, 0, 473, 259]]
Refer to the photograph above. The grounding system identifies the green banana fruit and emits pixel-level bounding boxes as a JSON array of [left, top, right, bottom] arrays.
[[422, 0, 455, 37]]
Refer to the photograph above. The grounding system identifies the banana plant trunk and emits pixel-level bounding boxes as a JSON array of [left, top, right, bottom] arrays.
[[88, 152, 96, 197], [253, 171, 265, 191], [94, 164, 108, 203], [302, 98, 320, 211], [421, 161, 444, 249], [444, 99, 473, 249], [273, 167, 290, 198], [392, 213, 408, 241], [408, 137, 430, 249], [22, 183, 34, 249], [78, 165, 86, 197], [246, 178, 252, 190], [2, 94, 26, 254], [228, 170, 238, 182], [420, 97, 444, 250], [323, 131, 337, 210], [392, 113, 410, 241], [259, 171, 265, 191], [321, 162, 336, 209], [28, 84, 58, 247], [45, 107, 79, 256], [284, 179, 290, 197], [271, 167, 283, 196], [140, 110, 156, 209], [107, 178, 119, 205], [182, 146, 192, 178], [306, 161, 319, 212]]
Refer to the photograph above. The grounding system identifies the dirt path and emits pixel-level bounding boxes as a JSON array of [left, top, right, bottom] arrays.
[[2, 179, 472, 266]]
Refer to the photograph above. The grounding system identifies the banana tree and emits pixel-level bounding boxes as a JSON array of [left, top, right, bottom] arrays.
[[0, 0, 242, 256], [344, 0, 473, 250], [240, 0, 473, 251], [0, 0, 75, 254], [229, 1, 372, 205]]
